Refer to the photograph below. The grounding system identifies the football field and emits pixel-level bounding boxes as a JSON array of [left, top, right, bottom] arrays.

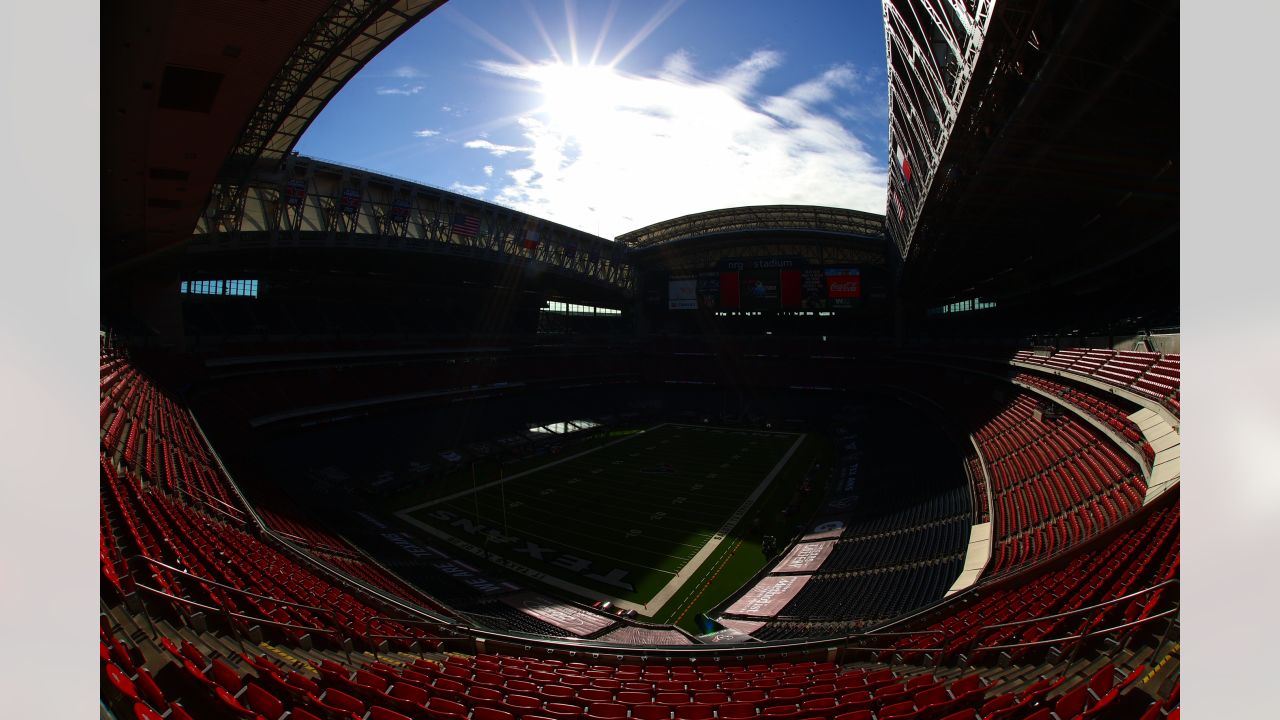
[[395, 424, 805, 616]]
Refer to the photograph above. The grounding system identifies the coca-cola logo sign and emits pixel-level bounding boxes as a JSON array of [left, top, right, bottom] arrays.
[[825, 275, 861, 298]]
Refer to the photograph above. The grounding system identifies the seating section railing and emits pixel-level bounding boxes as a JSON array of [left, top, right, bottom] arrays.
[[1013, 349, 1180, 416]]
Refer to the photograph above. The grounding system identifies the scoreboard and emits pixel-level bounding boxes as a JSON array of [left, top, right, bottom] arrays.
[[667, 258, 863, 311]]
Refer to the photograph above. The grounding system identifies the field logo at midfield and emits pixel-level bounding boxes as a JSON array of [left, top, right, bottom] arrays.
[[423, 508, 635, 591]]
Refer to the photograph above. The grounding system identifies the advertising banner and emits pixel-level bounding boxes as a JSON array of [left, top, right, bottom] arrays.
[[720, 271, 741, 309], [781, 269, 802, 309], [725, 574, 811, 617], [500, 593, 617, 637], [697, 272, 720, 310], [668, 276, 698, 310], [741, 268, 779, 309], [772, 540, 837, 574], [825, 268, 861, 307], [802, 269, 826, 309]]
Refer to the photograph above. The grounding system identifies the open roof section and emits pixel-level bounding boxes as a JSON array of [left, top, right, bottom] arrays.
[[103, 0, 447, 271]]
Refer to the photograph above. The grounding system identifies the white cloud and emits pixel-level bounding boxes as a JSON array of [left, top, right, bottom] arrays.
[[716, 49, 783, 96], [483, 165, 494, 177], [393, 65, 421, 78], [413, 129, 440, 138], [464, 139, 530, 157], [465, 53, 886, 238], [450, 182, 488, 198], [377, 84, 424, 96]]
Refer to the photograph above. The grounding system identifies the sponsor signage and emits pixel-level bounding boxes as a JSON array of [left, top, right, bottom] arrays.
[[802, 518, 848, 541], [668, 276, 698, 310], [714, 618, 767, 635], [599, 626, 695, 645], [801, 269, 825, 309], [741, 268, 779, 309], [697, 272, 720, 310], [824, 268, 861, 307], [698, 627, 757, 644], [501, 592, 617, 637], [772, 540, 837, 574], [725, 574, 812, 617], [719, 256, 806, 271]]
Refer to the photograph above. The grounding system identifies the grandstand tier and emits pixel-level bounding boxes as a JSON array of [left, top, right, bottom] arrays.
[[98, 0, 1179, 716]]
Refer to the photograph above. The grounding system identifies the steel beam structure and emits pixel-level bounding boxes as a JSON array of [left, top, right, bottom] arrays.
[[194, 156, 635, 292], [224, 0, 446, 174], [211, 1, 446, 232], [882, 0, 996, 258], [616, 206, 886, 252]]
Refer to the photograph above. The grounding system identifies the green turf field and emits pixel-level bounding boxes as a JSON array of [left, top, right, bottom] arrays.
[[394, 424, 806, 620]]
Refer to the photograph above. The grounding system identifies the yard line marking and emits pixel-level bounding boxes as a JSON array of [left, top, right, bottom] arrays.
[[397, 424, 665, 514], [395, 424, 805, 614], [631, 432, 806, 614]]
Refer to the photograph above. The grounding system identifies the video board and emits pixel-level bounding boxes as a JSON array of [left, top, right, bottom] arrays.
[[671, 259, 861, 310]]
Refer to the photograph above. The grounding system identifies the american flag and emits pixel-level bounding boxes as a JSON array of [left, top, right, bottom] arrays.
[[390, 198, 412, 223], [520, 222, 541, 250], [451, 213, 481, 237], [340, 187, 362, 215], [284, 179, 307, 206]]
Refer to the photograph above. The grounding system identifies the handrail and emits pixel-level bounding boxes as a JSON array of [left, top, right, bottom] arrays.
[[858, 628, 949, 638], [184, 405, 449, 625], [134, 582, 343, 638], [194, 494, 248, 526], [264, 531, 447, 624], [974, 606, 1179, 653], [130, 556, 436, 657], [978, 578, 1177, 631], [131, 554, 334, 615], [190, 485, 246, 519]]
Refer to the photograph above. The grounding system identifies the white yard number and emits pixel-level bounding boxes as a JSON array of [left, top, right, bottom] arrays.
[[672, 496, 687, 505], [650, 511, 667, 521], [691, 484, 704, 491], [627, 529, 643, 537]]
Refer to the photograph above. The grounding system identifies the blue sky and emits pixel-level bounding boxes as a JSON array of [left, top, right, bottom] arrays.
[[295, 0, 889, 238]]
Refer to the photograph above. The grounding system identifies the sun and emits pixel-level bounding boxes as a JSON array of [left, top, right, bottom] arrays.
[[530, 62, 625, 136]]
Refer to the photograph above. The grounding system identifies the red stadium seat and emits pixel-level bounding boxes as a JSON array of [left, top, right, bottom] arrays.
[[585, 702, 629, 720], [542, 702, 585, 720], [878, 701, 921, 720], [632, 703, 672, 720], [368, 707, 416, 720], [719, 702, 760, 719], [237, 682, 285, 720], [424, 697, 469, 720], [674, 703, 715, 720]]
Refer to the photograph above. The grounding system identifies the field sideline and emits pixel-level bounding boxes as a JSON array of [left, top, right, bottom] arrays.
[[394, 424, 807, 617]]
